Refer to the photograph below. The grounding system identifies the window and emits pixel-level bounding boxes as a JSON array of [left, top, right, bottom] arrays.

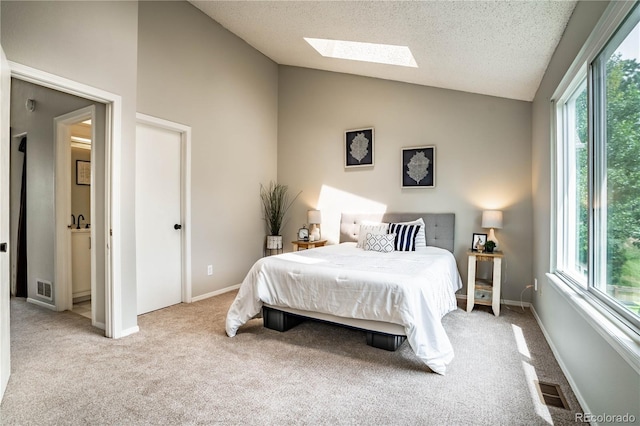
[[555, 4, 640, 331], [559, 79, 588, 286]]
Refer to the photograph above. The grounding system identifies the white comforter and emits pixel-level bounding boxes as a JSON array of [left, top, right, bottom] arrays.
[[225, 243, 462, 374]]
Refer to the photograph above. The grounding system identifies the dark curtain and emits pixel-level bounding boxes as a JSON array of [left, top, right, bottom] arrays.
[[16, 136, 27, 298]]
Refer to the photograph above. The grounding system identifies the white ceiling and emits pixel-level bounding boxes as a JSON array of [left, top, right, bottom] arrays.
[[190, 1, 577, 102]]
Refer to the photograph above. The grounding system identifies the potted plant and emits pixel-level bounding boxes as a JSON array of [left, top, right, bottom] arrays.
[[484, 240, 496, 253], [260, 181, 300, 249]]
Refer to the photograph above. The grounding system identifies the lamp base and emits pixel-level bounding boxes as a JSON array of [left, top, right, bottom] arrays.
[[310, 224, 321, 241], [487, 228, 499, 250]]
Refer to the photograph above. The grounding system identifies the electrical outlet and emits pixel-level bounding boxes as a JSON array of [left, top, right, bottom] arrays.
[[207, 265, 213, 276], [534, 278, 538, 291]]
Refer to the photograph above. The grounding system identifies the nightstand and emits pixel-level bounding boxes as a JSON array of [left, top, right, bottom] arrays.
[[466, 250, 503, 316], [292, 240, 327, 251]]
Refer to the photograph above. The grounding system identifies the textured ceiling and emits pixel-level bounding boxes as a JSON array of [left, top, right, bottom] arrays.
[[190, 1, 577, 101]]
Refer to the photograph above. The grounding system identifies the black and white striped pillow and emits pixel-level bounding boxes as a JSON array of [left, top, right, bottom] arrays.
[[388, 223, 421, 251]]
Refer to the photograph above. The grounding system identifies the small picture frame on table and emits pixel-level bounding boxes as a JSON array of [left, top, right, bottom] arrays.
[[345, 127, 374, 168], [401, 146, 435, 188], [471, 233, 487, 251]]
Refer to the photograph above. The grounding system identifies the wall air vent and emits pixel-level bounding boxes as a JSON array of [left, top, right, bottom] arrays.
[[37, 280, 53, 301]]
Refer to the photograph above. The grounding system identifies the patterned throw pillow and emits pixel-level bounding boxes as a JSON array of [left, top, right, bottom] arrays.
[[389, 223, 421, 251], [397, 218, 427, 248], [364, 233, 396, 253], [356, 222, 389, 248]]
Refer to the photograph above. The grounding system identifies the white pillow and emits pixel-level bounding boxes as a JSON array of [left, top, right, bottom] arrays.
[[364, 233, 396, 253], [356, 222, 389, 248], [397, 218, 426, 248]]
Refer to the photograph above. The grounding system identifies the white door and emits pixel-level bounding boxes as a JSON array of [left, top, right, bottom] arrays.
[[135, 122, 183, 315], [0, 46, 12, 400]]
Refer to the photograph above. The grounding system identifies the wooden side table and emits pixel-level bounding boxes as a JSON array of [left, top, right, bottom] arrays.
[[466, 250, 503, 316], [292, 240, 327, 251]]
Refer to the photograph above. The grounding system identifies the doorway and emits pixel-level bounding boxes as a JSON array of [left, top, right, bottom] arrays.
[[9, 81, 104, 324], [54, 106, 96, 322], [1, 58, 128, 402], [70, 120, 93, 319], [5, 62, 127, 338]]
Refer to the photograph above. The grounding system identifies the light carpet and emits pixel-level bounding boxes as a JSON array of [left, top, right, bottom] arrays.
[[0, 293, 582, 425]]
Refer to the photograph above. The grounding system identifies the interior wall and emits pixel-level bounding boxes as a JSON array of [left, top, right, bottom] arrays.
[[278, 66, 533, 301], [1, 0, 139, 330], [136, 1, 278, 297], [532, 0, 640, 418]]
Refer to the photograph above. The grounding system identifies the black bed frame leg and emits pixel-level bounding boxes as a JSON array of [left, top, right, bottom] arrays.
[[366, 332, 406, 351], [263, 306, 405, 351], [262, 306, 304, 332]]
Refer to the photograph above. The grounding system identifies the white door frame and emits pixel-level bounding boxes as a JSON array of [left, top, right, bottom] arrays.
[[1, 46, 12, 402], [9, 62, 125, 338], [54, 106, 96, 320], [135, 113, 192, 304]]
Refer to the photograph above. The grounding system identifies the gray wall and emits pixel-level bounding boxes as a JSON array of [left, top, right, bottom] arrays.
[[136, 1, 278, 297], [1, 0, 139, 331], [532, 0, 640, 419], [278, 66, 534, 301]]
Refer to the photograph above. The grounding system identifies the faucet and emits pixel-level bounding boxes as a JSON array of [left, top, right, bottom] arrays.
[[77, 214, 85, 229], [71, 214, 76, 227]]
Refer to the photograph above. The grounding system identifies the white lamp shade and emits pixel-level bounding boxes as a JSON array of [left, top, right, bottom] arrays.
[[481, 210, 503, 229], [307, 210, 322, 224]]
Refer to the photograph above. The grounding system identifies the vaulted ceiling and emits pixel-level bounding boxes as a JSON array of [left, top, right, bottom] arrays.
[[190, 1, 577, 101]]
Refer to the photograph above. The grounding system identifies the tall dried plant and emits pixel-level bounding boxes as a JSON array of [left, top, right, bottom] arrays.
[[260, 182, 301, 236]]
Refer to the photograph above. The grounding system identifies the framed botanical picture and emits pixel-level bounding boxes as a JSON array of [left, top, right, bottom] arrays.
[[401, 145, 435, 188], [472, 233, 487, 251], [76, 160, 91, 186], [345, 127, 374, 168]]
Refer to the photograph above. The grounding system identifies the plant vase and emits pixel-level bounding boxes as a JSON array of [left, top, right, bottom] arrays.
[[266, 235, 283, 250]]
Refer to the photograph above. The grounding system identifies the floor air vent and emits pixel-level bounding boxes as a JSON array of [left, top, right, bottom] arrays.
[[37, 280, 53, 300], [536, 381, 569, 409]]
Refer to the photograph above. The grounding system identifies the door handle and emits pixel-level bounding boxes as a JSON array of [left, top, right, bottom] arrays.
[[174, 224, 182, 230]]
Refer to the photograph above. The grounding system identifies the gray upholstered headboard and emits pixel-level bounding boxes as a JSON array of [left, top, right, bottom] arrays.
[[340, 213, 455, 253]]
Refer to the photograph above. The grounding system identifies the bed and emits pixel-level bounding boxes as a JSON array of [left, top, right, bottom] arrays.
[[225, 213, 462, 374]]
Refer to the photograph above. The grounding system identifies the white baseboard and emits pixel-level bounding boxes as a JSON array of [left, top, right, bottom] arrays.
[[119, 325, 139, 338], [191, 284, 241, 302], [530, 305, 592, 419], [73, 291, 91, 300], [26, 297, 56, 311], [92, 321, 105, 331], [456, 294, 531, 308]]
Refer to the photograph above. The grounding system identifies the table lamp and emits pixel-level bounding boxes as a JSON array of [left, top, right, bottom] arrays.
[[482, 210, 503, 250], [308, 210, 322, 241]]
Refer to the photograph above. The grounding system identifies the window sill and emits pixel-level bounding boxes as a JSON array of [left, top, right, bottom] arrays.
[[546, 273, 640, 375]]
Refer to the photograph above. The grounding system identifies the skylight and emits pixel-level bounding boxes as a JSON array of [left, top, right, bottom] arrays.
[[304, 38, 418, 68]]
